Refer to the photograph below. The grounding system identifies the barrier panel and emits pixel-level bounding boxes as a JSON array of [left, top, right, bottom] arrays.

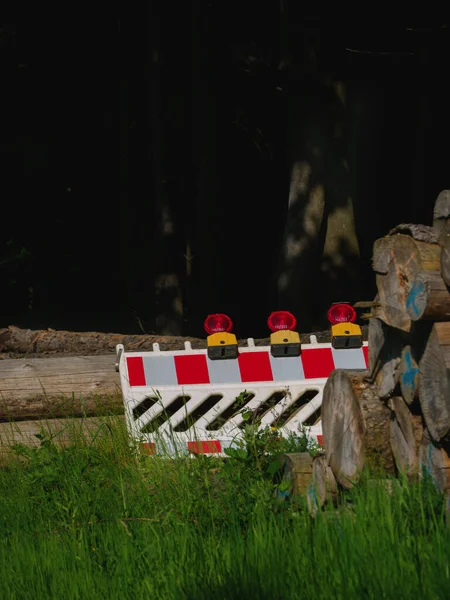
[[117, 336, 368, 457]]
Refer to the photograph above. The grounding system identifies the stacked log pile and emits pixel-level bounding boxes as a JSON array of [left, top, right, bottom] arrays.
[[319, 190, 450, 501]]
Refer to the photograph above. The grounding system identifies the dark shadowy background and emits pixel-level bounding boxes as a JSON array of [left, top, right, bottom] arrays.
[[1, 5, 449, 338]]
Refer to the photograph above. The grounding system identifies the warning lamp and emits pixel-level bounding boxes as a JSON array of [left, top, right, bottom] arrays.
[[267, 311, 301, 358], [328, 303, 362, 349], [204, 314, 238, 360], [267, 310, 297, 332]]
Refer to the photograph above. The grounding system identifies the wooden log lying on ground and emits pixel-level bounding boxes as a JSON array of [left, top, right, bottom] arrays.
[[418, 322, 450, 442], [388, 395, 424, 480], [0, 355, 123, 421], [0, 325, 207, 355], [322, 370, 395, 488], [277, 452, 338, 513], [373, 232, 450, 332], [0, 325, 359, 358], [0, 415, 126, 464]]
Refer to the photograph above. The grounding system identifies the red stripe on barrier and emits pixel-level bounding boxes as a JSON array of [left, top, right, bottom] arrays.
[[362, 345, 369, 368], [188, 440, 221, 454], [301, 348, 335, 378], [174, 354, 210, 385], [126, 356, 146, 386], [140, 442, 157, 455], [238, 352, 273, 382]]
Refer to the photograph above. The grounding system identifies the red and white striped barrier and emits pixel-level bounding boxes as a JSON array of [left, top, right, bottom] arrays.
[[116, 337, 368, 457]]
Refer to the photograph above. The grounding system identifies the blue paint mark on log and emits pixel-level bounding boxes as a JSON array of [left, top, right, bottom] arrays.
[[406, 279, 426, 319], [277, 460, 291, 499], [401, 348, 419, 398]]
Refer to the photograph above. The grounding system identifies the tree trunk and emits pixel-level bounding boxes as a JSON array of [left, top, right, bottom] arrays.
[[149, 4, 185, 335], [418, 322, 450, 442], [418, 429, 450, 494], [0, 325, 206, 355], [388, 395, 424, 480], [373, 233, 450, 331], [0, 324, 350, 357], [322, 370, 395, 488]]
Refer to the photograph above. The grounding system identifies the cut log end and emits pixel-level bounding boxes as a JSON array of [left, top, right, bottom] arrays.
[[439, 226, 450, 288], [322, 370, 395, 488], [389, 395, 424, 480], [374, 233, 450, 329], [399, 345, 420, 405], [419, 323, 450, 443], [418, 430, 450, 495], [433, 190, 450, 235]]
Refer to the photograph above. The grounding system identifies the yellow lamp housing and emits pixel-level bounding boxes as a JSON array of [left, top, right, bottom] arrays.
[[207, 332, 238, 360], [331, 322, 362, 349], [270, 329, 301, 357]]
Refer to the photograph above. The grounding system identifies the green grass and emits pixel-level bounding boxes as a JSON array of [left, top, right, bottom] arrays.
[[0, 418, 449, 600]]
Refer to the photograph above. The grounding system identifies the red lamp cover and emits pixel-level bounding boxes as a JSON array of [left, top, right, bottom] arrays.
[[204, 313, 233, 335], [327, 303, 357, 324], [267, 311, 297, 332]]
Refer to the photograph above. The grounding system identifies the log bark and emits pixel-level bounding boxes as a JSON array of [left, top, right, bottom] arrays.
[[388, 224, 438, 244], [418, 429, 450, 494], [373, 234, 450, 331], [0, 325, 207, 355], [0, 325, 356, 358], [418, 322, 450, 442], [388, 395, 424, 480], [322, 370, 395, 488], [433, 190, 450, 236]]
